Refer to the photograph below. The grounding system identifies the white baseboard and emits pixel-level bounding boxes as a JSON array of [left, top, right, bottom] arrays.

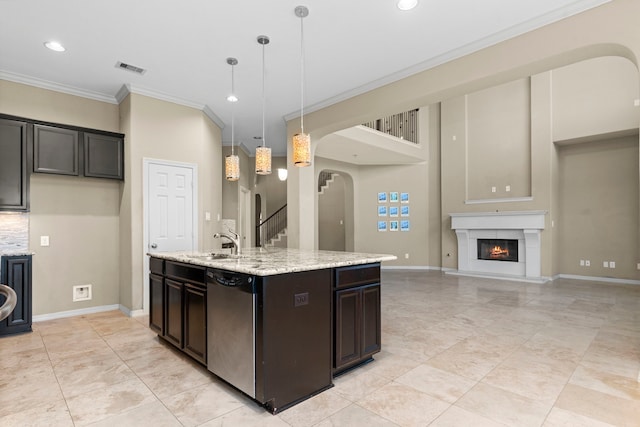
[[446, 270, 551, 284], [553, 274, 640, 286], [382, 265, 440, 271], [33, 304, 122, 322]]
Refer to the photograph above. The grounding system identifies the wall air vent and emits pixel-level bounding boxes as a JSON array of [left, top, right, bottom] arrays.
[[115, 61, 146, 75]]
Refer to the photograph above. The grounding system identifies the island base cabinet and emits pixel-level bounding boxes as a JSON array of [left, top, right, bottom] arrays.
[[255, 269, 333, 414], [183, 283, 207, 364], [151, 259, 207, 366], [149, 273, 164, 335], [164, 278, 184, 348], [333, 264, 381, 375]]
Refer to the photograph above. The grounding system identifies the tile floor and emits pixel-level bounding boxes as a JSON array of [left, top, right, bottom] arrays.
[[1, 270, 640, 426]]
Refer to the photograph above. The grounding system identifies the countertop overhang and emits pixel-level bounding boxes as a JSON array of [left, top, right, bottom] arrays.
[[149, 248, 397, 276]]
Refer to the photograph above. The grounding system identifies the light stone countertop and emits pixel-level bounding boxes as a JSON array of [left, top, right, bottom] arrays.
[[0, 249, 34, 257], [149, 247, 397, 276]]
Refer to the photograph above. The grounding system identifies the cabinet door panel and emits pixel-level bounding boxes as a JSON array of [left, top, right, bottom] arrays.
[[84, 133, 124, 180], [33, 124, 79, 175], [0, 119, 29, 211], [0, 255, 32, 335], [183, 283, 207, 364], [361, 284, 381, 357], [149, 273, 164, 334], [334, 288, 361, 370], [165, 278, 183, 348]]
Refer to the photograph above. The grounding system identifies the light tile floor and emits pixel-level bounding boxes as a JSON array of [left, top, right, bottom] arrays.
[[1, 271, 639, 426]]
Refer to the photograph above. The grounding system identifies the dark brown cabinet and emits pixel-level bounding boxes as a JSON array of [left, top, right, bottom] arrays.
[[33, 124, 79, 176], [149, 257, 164, 335], [183, 283, 207, 364], [84, 132, 124, 180], [150, 258, 207, 365], [0, 119, 30, 211], [333, 264, 381, 374], [0, 255, 32, 336], [165, 278, 184, 348]]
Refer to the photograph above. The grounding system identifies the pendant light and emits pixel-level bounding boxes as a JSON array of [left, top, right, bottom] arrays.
[[255, 35, 272, 175], [293, 5, 311, 167], [225, 57, 240, 181]]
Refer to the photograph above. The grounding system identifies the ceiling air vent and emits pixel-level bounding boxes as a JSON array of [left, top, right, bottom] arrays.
[[115, 61, 146, 75]]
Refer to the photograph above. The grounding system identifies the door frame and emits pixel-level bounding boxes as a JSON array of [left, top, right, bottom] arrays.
[[239, 185, 252, 250], [142, 158, 199, 314]]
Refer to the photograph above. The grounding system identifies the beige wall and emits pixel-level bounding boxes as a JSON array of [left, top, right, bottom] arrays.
[[0, 80, 122, 315], [467, 78, 531, 200], [120, 93, 222, 311], [558, 137, 639, 279], [553, 56, 639, 142]]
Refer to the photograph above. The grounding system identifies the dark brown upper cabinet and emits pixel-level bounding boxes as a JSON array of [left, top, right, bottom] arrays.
[[0, 118, 30, 211], [33, 124, 79, 176], [84, 132, 124, 180]]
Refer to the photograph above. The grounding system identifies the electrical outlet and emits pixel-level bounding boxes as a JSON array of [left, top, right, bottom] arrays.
[[73, 285, 92, 302], [637, 263, 640, 270], [491, 186, 497, 193], [505, 185, 511, 192], [404, 253, 409, 259], [40, 236, 50, 247], [603, 261, 609, 268], [585, 260, 590, 266], [580, 260, 585, 266], [609, 261, 615, 268]]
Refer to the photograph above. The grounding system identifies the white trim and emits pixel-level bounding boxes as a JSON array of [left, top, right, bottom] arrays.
[[33, 304, 121, 322], [446, 270, 551, 284], [554, 274, 640, 286], [0, 70, 119, 104], [143, 158, 199, 315], [465, 197, 534, 204]]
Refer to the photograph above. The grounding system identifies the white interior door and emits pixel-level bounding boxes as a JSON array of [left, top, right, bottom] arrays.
[[142, 159, 198, 314], [148, 162, 195, 252]]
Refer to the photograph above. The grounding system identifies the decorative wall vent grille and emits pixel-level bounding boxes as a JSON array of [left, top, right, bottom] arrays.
[[115, 61, 146, 75]]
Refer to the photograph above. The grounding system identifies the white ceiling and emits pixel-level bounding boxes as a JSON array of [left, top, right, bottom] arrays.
[[0, 0, 609, 156]]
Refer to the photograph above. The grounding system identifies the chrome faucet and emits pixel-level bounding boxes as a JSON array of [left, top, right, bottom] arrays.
[[214, 231, 240, 255]]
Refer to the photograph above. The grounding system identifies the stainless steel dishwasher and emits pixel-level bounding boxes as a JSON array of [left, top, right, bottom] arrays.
[[206, 269, 257, 398]]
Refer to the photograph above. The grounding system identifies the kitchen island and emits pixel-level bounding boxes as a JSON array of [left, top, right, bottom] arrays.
[[148, 248, 395, 413]]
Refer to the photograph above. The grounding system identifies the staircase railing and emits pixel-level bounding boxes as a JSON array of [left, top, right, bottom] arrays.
[[256, 204, 287, 247], [362, 109, 419, 143], [318, 171, 333, 192]]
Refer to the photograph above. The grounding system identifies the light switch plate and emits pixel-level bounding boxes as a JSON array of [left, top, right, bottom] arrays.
[[40, 236, 50, 247]]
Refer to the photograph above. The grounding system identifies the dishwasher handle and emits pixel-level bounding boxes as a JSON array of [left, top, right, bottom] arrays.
[[207, 269, 254, 288]]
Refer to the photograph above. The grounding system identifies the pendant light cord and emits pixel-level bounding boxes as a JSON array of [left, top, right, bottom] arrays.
[[299, 12, 305, 134], [231, 63, 235, 156], [262, 41, 266, 147]]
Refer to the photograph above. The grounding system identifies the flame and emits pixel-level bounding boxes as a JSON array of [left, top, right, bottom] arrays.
[[489, 245, 509, 257]]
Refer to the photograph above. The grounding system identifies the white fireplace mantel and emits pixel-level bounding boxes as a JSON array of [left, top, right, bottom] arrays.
[[450, 211, 548, 282]]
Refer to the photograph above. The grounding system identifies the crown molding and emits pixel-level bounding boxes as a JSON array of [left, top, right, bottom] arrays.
[[283, 0, 610, 122], [0, 70, 118, 104], [116, 84, 225, 129]]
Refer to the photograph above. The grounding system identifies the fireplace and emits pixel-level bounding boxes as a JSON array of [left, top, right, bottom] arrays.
[[477, 239, 518, 262], [449, 211, 548, 282]]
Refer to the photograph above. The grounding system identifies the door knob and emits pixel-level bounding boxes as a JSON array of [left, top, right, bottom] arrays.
[[151, 243, 158, 249]]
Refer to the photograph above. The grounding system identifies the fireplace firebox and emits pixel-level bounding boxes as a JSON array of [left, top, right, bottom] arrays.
[[477, 239, 518, 262]]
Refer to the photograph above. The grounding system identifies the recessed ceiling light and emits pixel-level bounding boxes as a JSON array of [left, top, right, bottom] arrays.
[[397, 0, 418, 11], [44, 41, 66, 52]]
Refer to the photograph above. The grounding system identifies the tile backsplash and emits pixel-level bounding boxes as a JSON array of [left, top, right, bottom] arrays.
[[0, 213, 29, 252]]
